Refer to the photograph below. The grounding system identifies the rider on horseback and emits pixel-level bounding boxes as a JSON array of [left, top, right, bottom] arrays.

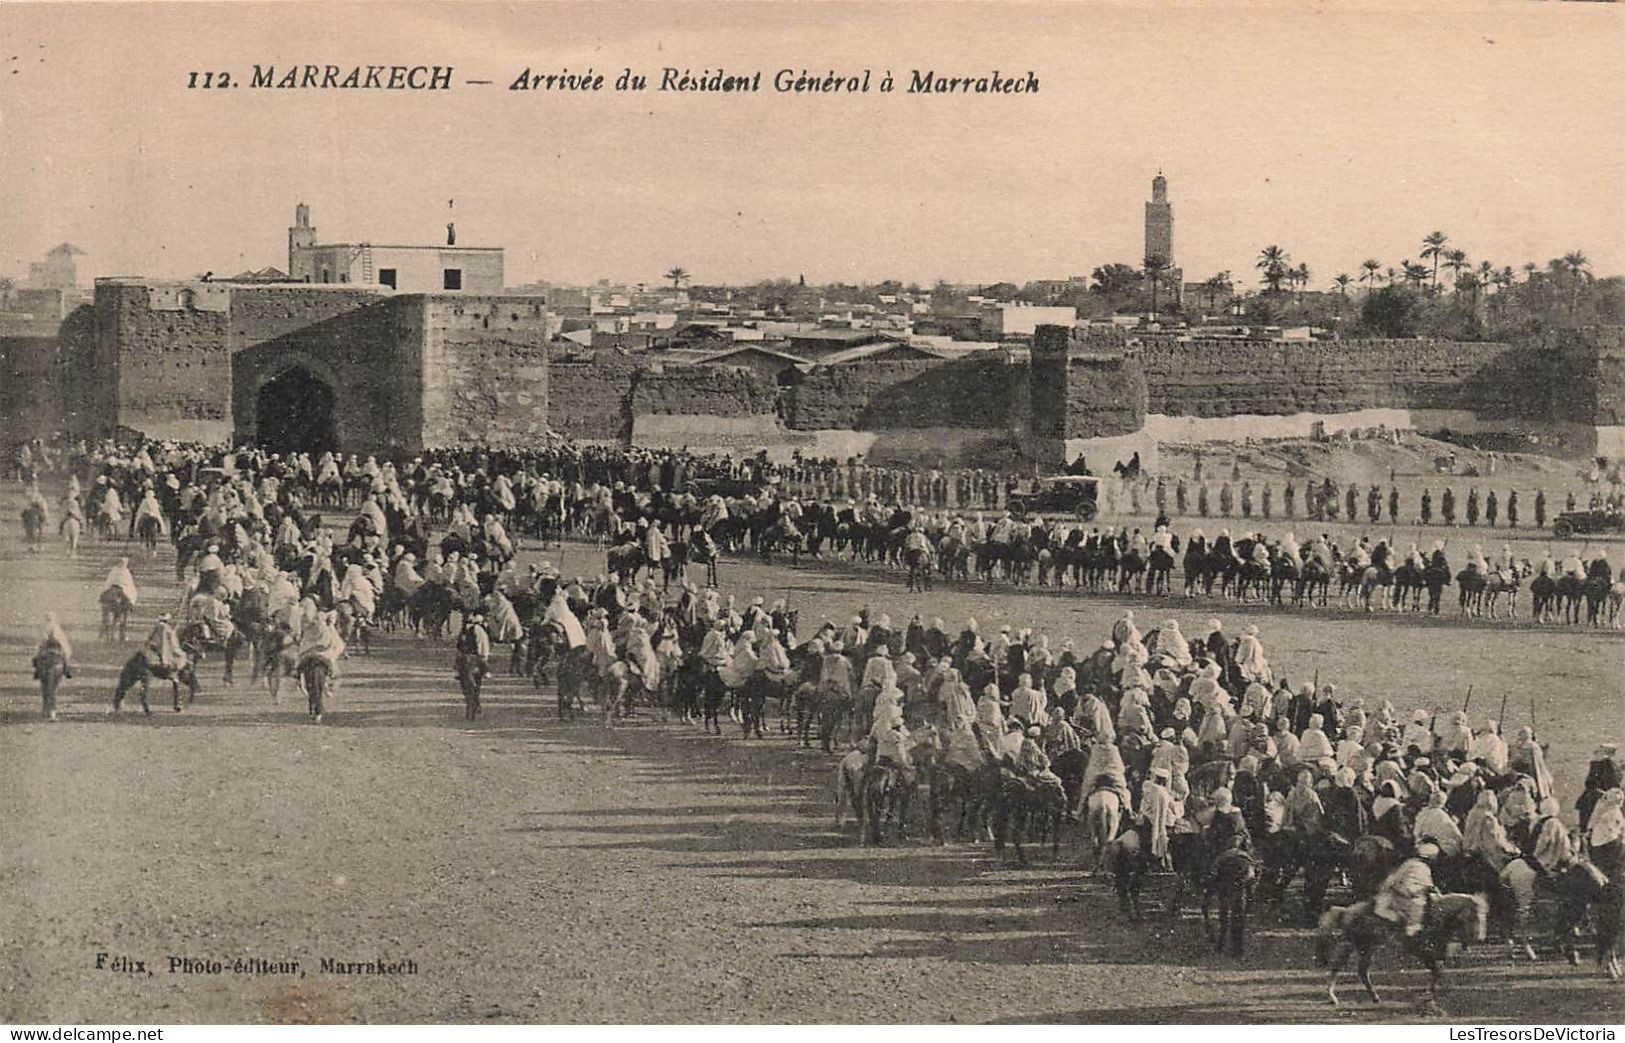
[[143, 613, 185, 672], [105, 556, 140, 607], [1374, 842, 1441, 937]]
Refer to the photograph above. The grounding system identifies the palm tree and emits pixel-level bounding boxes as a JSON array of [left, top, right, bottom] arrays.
[[1402, 260, 1430, 290], [1522, 261, 1539, 282], [1359, 259, 1382, 294], [1257, 245, 1290, 293], [664, 266, 690, 289], [1421, 231, 1449, 292], [1385, 266, 1398, 286], [1562, 250, 1591, 313], [1443, 249, 1469, 290], [1201, 271, 1232, 312], [1143, 253, 1172, 318], [1332, 273, 1352, 319], [1291, 262, 1311, 302]]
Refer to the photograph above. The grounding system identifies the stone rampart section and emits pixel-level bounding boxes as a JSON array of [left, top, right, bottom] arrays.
[[1124, 335, 1533, 418], [784, 354, 1025, 431], [632, 366, 778, 418], [0, 337, 63, 444], [422, 296, 550, 448], [547, 356, 638, 442], [98, 281, 232, 441]]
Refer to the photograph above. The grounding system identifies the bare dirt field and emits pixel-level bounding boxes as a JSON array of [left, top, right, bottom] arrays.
[[2, 497, 1622, 1024]]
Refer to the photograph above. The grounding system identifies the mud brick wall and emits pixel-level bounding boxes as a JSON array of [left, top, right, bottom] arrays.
[[422, 296, 550, 448], [784, 355, 1025, 431], [1031, 327, 1147, 439], [1124, 335, 1531, 417], [547, 356, 638, 441], [1551, 326, 1625, 427], [56, 306, 102, 438], [228, 287, 385, 350], [0, 336, 64, 443], [631, 366, 778, 417], [97, 281, 232, 440]]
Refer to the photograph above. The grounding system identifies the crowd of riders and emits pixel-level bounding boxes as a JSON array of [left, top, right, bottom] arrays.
[[14, 431, 1624, 975]]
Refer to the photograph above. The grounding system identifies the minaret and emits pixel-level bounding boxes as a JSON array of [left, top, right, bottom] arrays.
[[288, 203, 315, 281], [1144, 172, 1172, 266]]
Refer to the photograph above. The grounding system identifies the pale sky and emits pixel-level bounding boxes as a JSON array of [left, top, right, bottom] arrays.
[[2, 1, 1622, 289]]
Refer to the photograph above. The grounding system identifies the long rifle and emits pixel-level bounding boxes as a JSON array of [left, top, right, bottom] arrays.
[[1496, 688, 1510, 734], [1462, 684, 1474, 714]]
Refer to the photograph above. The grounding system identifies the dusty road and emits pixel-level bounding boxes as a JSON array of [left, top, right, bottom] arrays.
[[2, 511, 1621, 1024]]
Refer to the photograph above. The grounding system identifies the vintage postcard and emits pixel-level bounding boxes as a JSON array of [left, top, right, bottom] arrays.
[[2, 0, 1622, 1030]]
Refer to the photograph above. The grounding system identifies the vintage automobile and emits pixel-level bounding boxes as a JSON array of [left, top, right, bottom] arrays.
[[1551, 507, 1625, 539], [686, 475, 768, 499], [1006, 474, 1100, 520]]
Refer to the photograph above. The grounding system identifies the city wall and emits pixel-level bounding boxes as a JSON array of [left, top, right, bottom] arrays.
[[421, 296, 550, 448], [0, 336, 63, 445], [782, 354, 1027, 432], [14, 283, 1625, 468]]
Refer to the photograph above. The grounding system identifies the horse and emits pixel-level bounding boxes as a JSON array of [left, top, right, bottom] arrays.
[[833, 748, 868, 835], [1392, 562, 1426, 612], [1296, 559, 1332, 608], [1083, 786, 1124, 869], [32, 644, 69, 718], [1105, 826, 1153, 919], [406, 582, 458, 639], [299, 654, 335, 722], [1264, 828, 1351, 920], [1316, 893, 1489, 1009], [135, 513, 164, 557], [334, 597, 374, 656], [1358, 564, 1393, 613], [60, 513, 82, 558], [99, 587, 134, 642], [903, 545, 933, 593], [1584, 574, 1615, 628], [21, 500, 47, 551], [992, 768, 1066, 864], [112, 652, 199, 714], [1204, 846, 1261, 957], [1546, 857, 1623, 979], [1146, 546, 1176, 596]]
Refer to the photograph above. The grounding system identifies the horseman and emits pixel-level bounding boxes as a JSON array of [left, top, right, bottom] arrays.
[[104, 556, 140, 607], [1280, 531, 1304, 570], [1234, 624, 1270, 686], [185, 581, 235, 647], [542, 588, 588, 649], [142, 612, 185, 672], [1374, 842, 1441, 937], [337, 563, 378, 627], [455, 611, 492, 721], [1588, 549, 1613, 585], [1370, 538, 1393, 580], [1083, 737, 1134, 814], [34, 614, 74, 720]]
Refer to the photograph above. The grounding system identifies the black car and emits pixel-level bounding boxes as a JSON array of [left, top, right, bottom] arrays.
[[1006, 475, 1100, 520], [1552, 508, 1625, 539]]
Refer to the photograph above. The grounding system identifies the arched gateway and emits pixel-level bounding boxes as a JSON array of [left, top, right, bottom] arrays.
[[255, 364, 337, 454]]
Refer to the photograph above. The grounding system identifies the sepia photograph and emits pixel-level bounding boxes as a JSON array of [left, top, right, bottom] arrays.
[[1, 0, 1622, 1030]]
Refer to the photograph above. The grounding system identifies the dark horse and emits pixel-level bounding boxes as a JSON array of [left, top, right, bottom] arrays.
[[1204, 846, 1260, 957], [113, 652, 200, 714], [1316, 893, 1488, 1009]]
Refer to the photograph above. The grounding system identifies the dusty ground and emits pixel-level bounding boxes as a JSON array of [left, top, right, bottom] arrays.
[[2, 492, 1622, 1024]]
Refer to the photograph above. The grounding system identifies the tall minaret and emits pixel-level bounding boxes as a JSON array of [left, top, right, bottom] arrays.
[[288, 203, 315, 281], [1144, 172, 1173, 265]]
